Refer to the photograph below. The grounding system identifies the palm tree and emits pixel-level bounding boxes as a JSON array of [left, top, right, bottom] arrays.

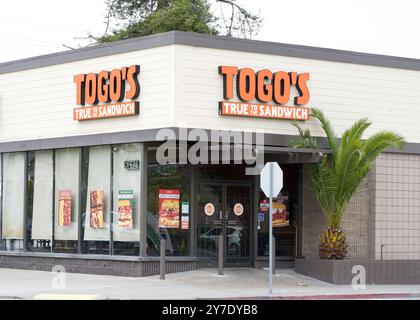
[[291, 108, 405, 259]]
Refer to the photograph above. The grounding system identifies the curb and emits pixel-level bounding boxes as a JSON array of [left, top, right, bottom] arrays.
[[224, 293, 420, 300]]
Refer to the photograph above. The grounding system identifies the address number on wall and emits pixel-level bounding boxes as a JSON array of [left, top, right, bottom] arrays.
[[124, 160, 140, 170]]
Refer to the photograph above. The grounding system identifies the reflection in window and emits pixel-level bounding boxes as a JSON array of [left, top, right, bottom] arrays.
[[147, 148, 190, 256], [53, 148, 80, 253], [1, 152, 26, 251], [257, 164, 299, 257], [112, 143, 141, 255], [27, 150, 53, 252], [81, 146, 111, 254]]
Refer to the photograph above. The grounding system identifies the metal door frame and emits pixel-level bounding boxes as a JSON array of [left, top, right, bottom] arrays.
[[195, 180, 253, 268]]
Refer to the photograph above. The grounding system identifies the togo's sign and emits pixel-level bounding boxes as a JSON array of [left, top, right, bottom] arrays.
[[73, 65, 140, 121], [218, 66, 310, 121]]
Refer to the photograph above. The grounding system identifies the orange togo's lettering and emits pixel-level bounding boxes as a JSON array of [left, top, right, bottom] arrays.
[[73, 65, 140, 106], [218, 66, 310, 106], [73, 65, 140, 121]]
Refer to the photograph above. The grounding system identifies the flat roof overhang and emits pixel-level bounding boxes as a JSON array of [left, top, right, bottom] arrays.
[[263, 146, 330, 164], [2, 31, 420, 74], [168, 144, 330, 164], [0, 127, 414, 155]]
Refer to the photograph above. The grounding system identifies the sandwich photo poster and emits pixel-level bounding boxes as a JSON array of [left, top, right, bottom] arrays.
[[90, 190, 105, 229], [58, 190, 71, 226], [272, 199, 289, 227], [158, 189, 180, 228], [118, 190, 134, 228]]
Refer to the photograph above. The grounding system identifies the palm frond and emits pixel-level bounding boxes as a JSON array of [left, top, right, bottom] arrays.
[[310, 156, 336, 225], [359, 131, 406, 169], [310, 108, 338, 154], [341, 117, 370, 144], [290, 109, 406, 230], [289, 120, 319, 149]]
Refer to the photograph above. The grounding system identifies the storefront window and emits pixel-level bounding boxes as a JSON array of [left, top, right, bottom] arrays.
[[1, 152, 26, 251], [27, 150, 53, 252], [81, 146, 111, 254], [0, 143, 147, 257], [53, 148, 80, 253], [147, 148, 191, 256], [257, 164, 299, 257], [0, 155, 2, 250], [112, 143, 141, 255]]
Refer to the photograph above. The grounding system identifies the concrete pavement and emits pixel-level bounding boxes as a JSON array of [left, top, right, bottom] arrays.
[[0, 267, 420, 299]]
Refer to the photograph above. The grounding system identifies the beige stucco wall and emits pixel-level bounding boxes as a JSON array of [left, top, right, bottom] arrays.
[[2, 41, 420, 145], [174, 44, 420, 144], [0, 45, 176, 143]]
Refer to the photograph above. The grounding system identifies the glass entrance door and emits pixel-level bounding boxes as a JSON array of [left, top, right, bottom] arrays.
[[197, 183, 252, 266], [197, 184, 223, 261], [225, 185, 251, 265]]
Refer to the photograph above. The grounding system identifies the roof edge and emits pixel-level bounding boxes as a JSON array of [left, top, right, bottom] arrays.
[[0, 31, 177, 74], [1, 30, 420, 74]]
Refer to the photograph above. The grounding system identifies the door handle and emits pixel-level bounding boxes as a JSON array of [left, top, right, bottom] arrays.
[[219, 210, 223, 220]]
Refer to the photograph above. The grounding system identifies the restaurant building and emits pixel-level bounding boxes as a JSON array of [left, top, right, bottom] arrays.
[[0, 31, 420, 283]]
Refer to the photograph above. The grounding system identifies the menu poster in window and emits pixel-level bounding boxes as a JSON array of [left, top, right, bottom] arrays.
[[181, 201, 189, 230], [58, 190, 71, 226], [158, 189, 180, 228], [90, 190, 104, 229], [181, 215, 189, 230], [118, 190, 134, 228], [272, 200, 289, 227], [259, 199, 269, 213]]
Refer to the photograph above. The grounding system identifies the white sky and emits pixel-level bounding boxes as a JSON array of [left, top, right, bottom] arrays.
[[1, 0, 420, 63]]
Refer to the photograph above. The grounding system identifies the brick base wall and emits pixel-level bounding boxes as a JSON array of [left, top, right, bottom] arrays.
[[0, 253, 197, 277], [295, 258, 420, 284]]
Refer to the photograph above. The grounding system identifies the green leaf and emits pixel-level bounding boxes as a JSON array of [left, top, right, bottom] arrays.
[[290, 109, 406, 234]]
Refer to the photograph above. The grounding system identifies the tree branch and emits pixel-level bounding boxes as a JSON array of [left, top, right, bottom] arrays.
[[103, 0, 119, 37]]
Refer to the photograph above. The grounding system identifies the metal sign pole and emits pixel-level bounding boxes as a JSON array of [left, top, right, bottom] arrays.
[[260, 161, 282, 296], [269, 163, 273, 295]]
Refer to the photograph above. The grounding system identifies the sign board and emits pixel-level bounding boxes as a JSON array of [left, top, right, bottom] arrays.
[[118, 190, 134, 228], [73, 65, 140, 121], [90, 190, 104, 229], [181, 201, 189, 214], [259, 199, 269, 213], [158, 189, 180, 228], [260, 162, 283, 197], [218, 66, 310, 121], [124, 160, 140, 170], [204, 203, 215, 216], [181, 201, 190, 230], [258, 212, 265, 222], [233, 203, 244, 216], [58, 190, 71, 226]]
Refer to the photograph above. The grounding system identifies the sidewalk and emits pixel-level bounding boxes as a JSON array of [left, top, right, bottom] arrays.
[[0, 267, 419, 300]]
